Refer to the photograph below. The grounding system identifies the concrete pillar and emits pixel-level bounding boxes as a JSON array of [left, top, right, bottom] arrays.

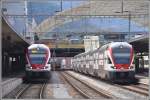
[[11, 56, 15, 72], [15, 56, 19, 71], [8, 56, 12, 75], [139, 53, 144, 73], [135, 56, 139, 73], [18, 56, 21, 70], [2, 53, 6, 76], [20, 55, 26, 71], [3, 55, 10, 76]]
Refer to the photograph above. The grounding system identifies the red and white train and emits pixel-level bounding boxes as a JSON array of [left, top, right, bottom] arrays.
[[26, 44, 51, 78], [71, 42, 135, 82]]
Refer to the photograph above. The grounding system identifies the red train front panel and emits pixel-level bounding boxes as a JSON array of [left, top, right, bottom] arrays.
[[26, 44, 51, 72], [105, 42, 135, 81]]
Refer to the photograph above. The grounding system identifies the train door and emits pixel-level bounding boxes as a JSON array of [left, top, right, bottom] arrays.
[[88, 53, 93, 75], [76, 57, 79, 72], [78, 57, 81, 72], [85, 54, 89, 74], [93, 52, 99, 76], [103, 52, 108, 79], [83, 56, 86, 73], [80, 56, 83, 72], [97, 51, 105, 78]]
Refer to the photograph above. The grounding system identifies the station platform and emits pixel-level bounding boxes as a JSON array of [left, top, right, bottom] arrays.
[[2, 72, 25, 97], [2, 71, 25, 81], [2, 78, 23, 97]]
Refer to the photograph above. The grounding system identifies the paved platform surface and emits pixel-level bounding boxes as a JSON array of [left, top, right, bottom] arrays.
[[2, 72, 25, 97], [2, 78, 23, 97]]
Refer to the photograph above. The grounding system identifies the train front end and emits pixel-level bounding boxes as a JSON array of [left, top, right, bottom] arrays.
[[107, 42, 135, 82], [26, 44, 51, 79]]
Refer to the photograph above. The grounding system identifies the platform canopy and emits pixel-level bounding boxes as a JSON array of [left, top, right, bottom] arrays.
[[2, 15, 29, 54]]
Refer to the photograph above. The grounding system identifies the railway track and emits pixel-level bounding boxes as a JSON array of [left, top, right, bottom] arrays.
[[81, 72, 149, 96], [131, 83, 149, 91], [119, 83, 149, 96], [62, 72, 115, 99], [66, 71, 149, 98], [15, 83, 46, 99]]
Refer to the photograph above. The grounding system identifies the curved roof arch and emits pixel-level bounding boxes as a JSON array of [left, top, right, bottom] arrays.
[[34, 0, 149, 34]]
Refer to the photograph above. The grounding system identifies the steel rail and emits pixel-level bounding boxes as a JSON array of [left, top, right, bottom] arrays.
[[15, 84, 31, 99], [39, 83, 46, 99], [63, 72, 115, 99], [62, 72, 90, 99]]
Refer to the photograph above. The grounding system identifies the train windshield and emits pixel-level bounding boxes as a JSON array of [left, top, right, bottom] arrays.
[[29, 54, 46, 64], [112, 48, 131, 64]]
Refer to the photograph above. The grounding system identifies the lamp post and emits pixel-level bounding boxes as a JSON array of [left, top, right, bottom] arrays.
[[124, 11, 131, 40], [128, 11, 131, 40], [55, 0, 62, 12], [121, 0, 124, 13], [60, 0, 63, 12], [115, 0, 132, 41]]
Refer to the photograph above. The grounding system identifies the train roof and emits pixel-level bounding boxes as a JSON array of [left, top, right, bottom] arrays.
[[109, 42, 132, 48], [28, 44, 49, 50], [73, 42, 131, 58]]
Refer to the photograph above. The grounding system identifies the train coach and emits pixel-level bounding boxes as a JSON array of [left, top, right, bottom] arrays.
[[71, 42, 135, 82], [26, 44, 51, 79]]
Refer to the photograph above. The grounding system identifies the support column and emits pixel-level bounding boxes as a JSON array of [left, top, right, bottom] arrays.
[[8, 56, 12, 75], [139, 53, 144, 73], [135, 55, 139, 73], [2, 53, 6, 76], [15, 56, 20, 71], [11, 56, 15, 72], [20, 54, 26, 71], [3, 55, 10, 76]]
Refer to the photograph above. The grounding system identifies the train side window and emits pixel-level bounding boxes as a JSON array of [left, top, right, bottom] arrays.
[[107, 57, 111, 64]]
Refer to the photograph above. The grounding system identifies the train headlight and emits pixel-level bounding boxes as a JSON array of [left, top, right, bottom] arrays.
[[130, 66, 134, 69], [27, 66, 32, 69]]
